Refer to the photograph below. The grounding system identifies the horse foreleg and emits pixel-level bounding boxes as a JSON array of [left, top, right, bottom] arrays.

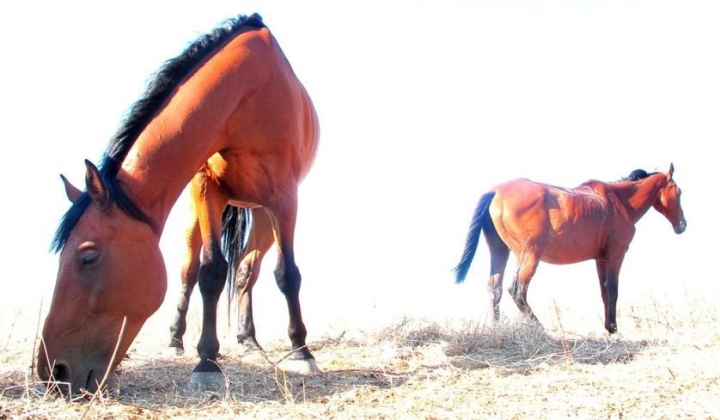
[[195, 243, 227, 367], [235, 208, 274, 350], [596, 257, 623, 334], [268, 205, 318, 374], [189, 174, 229, 390], [168, 215, 202, 354]]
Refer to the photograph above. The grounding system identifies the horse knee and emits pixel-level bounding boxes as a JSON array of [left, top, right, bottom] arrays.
[[274, 263, 301, 295], [198, 260, 227, 295]]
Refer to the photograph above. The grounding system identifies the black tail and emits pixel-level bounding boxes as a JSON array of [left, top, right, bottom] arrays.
[[453, 191, 496, 283], [221, 206, 252, 316]]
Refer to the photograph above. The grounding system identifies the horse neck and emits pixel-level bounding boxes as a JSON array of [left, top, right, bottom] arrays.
[[113, 30, 277, 232], [611, 174, 667, 224], [117, 128, 219, 232]]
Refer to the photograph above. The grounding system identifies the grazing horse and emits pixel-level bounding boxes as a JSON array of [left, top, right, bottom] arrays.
[[38, 13, 319, 394], [168, 177, 276, 357], [454, 164, 686, 333]]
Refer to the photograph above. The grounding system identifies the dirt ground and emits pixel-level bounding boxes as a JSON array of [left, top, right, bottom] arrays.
[[1, 291, 719, 419]]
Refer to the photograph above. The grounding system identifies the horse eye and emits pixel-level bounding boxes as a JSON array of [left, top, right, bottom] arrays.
[[79, 251, 100, 269]]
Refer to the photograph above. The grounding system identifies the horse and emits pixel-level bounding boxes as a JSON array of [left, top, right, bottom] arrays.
[[37, 13, 320, 394], [453, 164, 686, 334], [168, 176, 276, 358]]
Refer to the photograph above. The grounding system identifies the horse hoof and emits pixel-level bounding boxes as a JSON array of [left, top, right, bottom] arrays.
[[237, 340, 263, 354], [281, 358, 320, 375], [163, 346, 185, 357], [188, 372, 226, 392]]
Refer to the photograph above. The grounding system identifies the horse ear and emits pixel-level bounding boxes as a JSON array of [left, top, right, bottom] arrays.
[[60, 174, 83, 203], [84, 160, 110, 207], [668, 163, 675, 180]]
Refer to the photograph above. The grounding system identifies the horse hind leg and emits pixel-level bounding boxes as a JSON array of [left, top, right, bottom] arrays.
[[235, 208, 274, 351], [167, 199, 202, 355], [485, 222, 510, 322], [508, 245, 542, 325], [267, 203, 318, 374]]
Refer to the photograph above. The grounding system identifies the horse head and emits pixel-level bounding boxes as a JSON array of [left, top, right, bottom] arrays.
[[653, 163, 687, 234], [37, 160, 167, 395]]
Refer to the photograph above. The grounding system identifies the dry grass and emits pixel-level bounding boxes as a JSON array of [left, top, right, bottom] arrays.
[[1, 294, 719, 419]]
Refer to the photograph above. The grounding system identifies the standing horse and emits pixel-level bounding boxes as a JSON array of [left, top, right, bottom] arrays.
[[38, 13, 319, 394], [168, 179, 276, 358], [454, 164, 686, 333]]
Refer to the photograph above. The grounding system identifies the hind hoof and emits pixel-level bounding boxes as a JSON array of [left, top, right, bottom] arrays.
[[281, 358, 320, 375], [163, 346, 185, 357]]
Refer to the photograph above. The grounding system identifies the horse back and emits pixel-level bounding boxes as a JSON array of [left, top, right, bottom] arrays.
[[490, 179, 630, 264]]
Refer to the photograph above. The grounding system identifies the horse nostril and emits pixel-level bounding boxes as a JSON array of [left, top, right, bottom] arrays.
[[51, 363, 71, 383], [46, 363, 75, 396], [85, 370, 97, 392]]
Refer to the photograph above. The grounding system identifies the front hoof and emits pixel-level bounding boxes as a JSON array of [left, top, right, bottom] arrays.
[[606, 323, 618, 335], [281, 358, 320, 375], [189, 359, 225, 391], [189, 372, 226, 392]]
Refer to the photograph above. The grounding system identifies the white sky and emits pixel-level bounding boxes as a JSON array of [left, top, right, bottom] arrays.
[[0, 1, 717, 343]]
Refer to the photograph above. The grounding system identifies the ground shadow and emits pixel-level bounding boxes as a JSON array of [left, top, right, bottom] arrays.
[[399, 321, 653, 375], [0, 339, 412, 409]]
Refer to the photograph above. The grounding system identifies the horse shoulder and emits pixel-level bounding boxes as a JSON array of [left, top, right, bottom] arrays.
[[579, 183, 638, 245]]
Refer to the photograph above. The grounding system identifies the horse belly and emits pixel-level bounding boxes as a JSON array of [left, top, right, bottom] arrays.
[[541, 233, 599, 264], [206, 147, 308, 210]]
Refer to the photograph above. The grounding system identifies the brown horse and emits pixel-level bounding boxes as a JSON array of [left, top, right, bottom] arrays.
[[38, 14, 319, 394], [454, 164, 686, 333], [168, 176, 276, 359]]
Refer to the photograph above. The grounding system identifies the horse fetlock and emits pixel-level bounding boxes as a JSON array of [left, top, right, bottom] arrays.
[[492, 306, 501, 322]]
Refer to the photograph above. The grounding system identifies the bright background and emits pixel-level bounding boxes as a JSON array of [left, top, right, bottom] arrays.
[[0, 1, 717, 347]]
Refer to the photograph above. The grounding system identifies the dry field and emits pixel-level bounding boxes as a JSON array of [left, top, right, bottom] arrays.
[[1, 292, 719, 419]]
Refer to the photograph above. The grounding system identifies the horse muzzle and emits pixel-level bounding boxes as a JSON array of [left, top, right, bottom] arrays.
[[674, 219, 687, 234], [37, 352, 116, 396]]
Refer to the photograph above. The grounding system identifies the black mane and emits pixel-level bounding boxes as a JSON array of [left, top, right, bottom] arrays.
[[622, 169, 659, 182], [52, 13, 265, 253]]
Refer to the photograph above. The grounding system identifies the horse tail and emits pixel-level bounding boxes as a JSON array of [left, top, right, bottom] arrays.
[[221, 206, 251, 318], [454, 191, 496, 284]]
